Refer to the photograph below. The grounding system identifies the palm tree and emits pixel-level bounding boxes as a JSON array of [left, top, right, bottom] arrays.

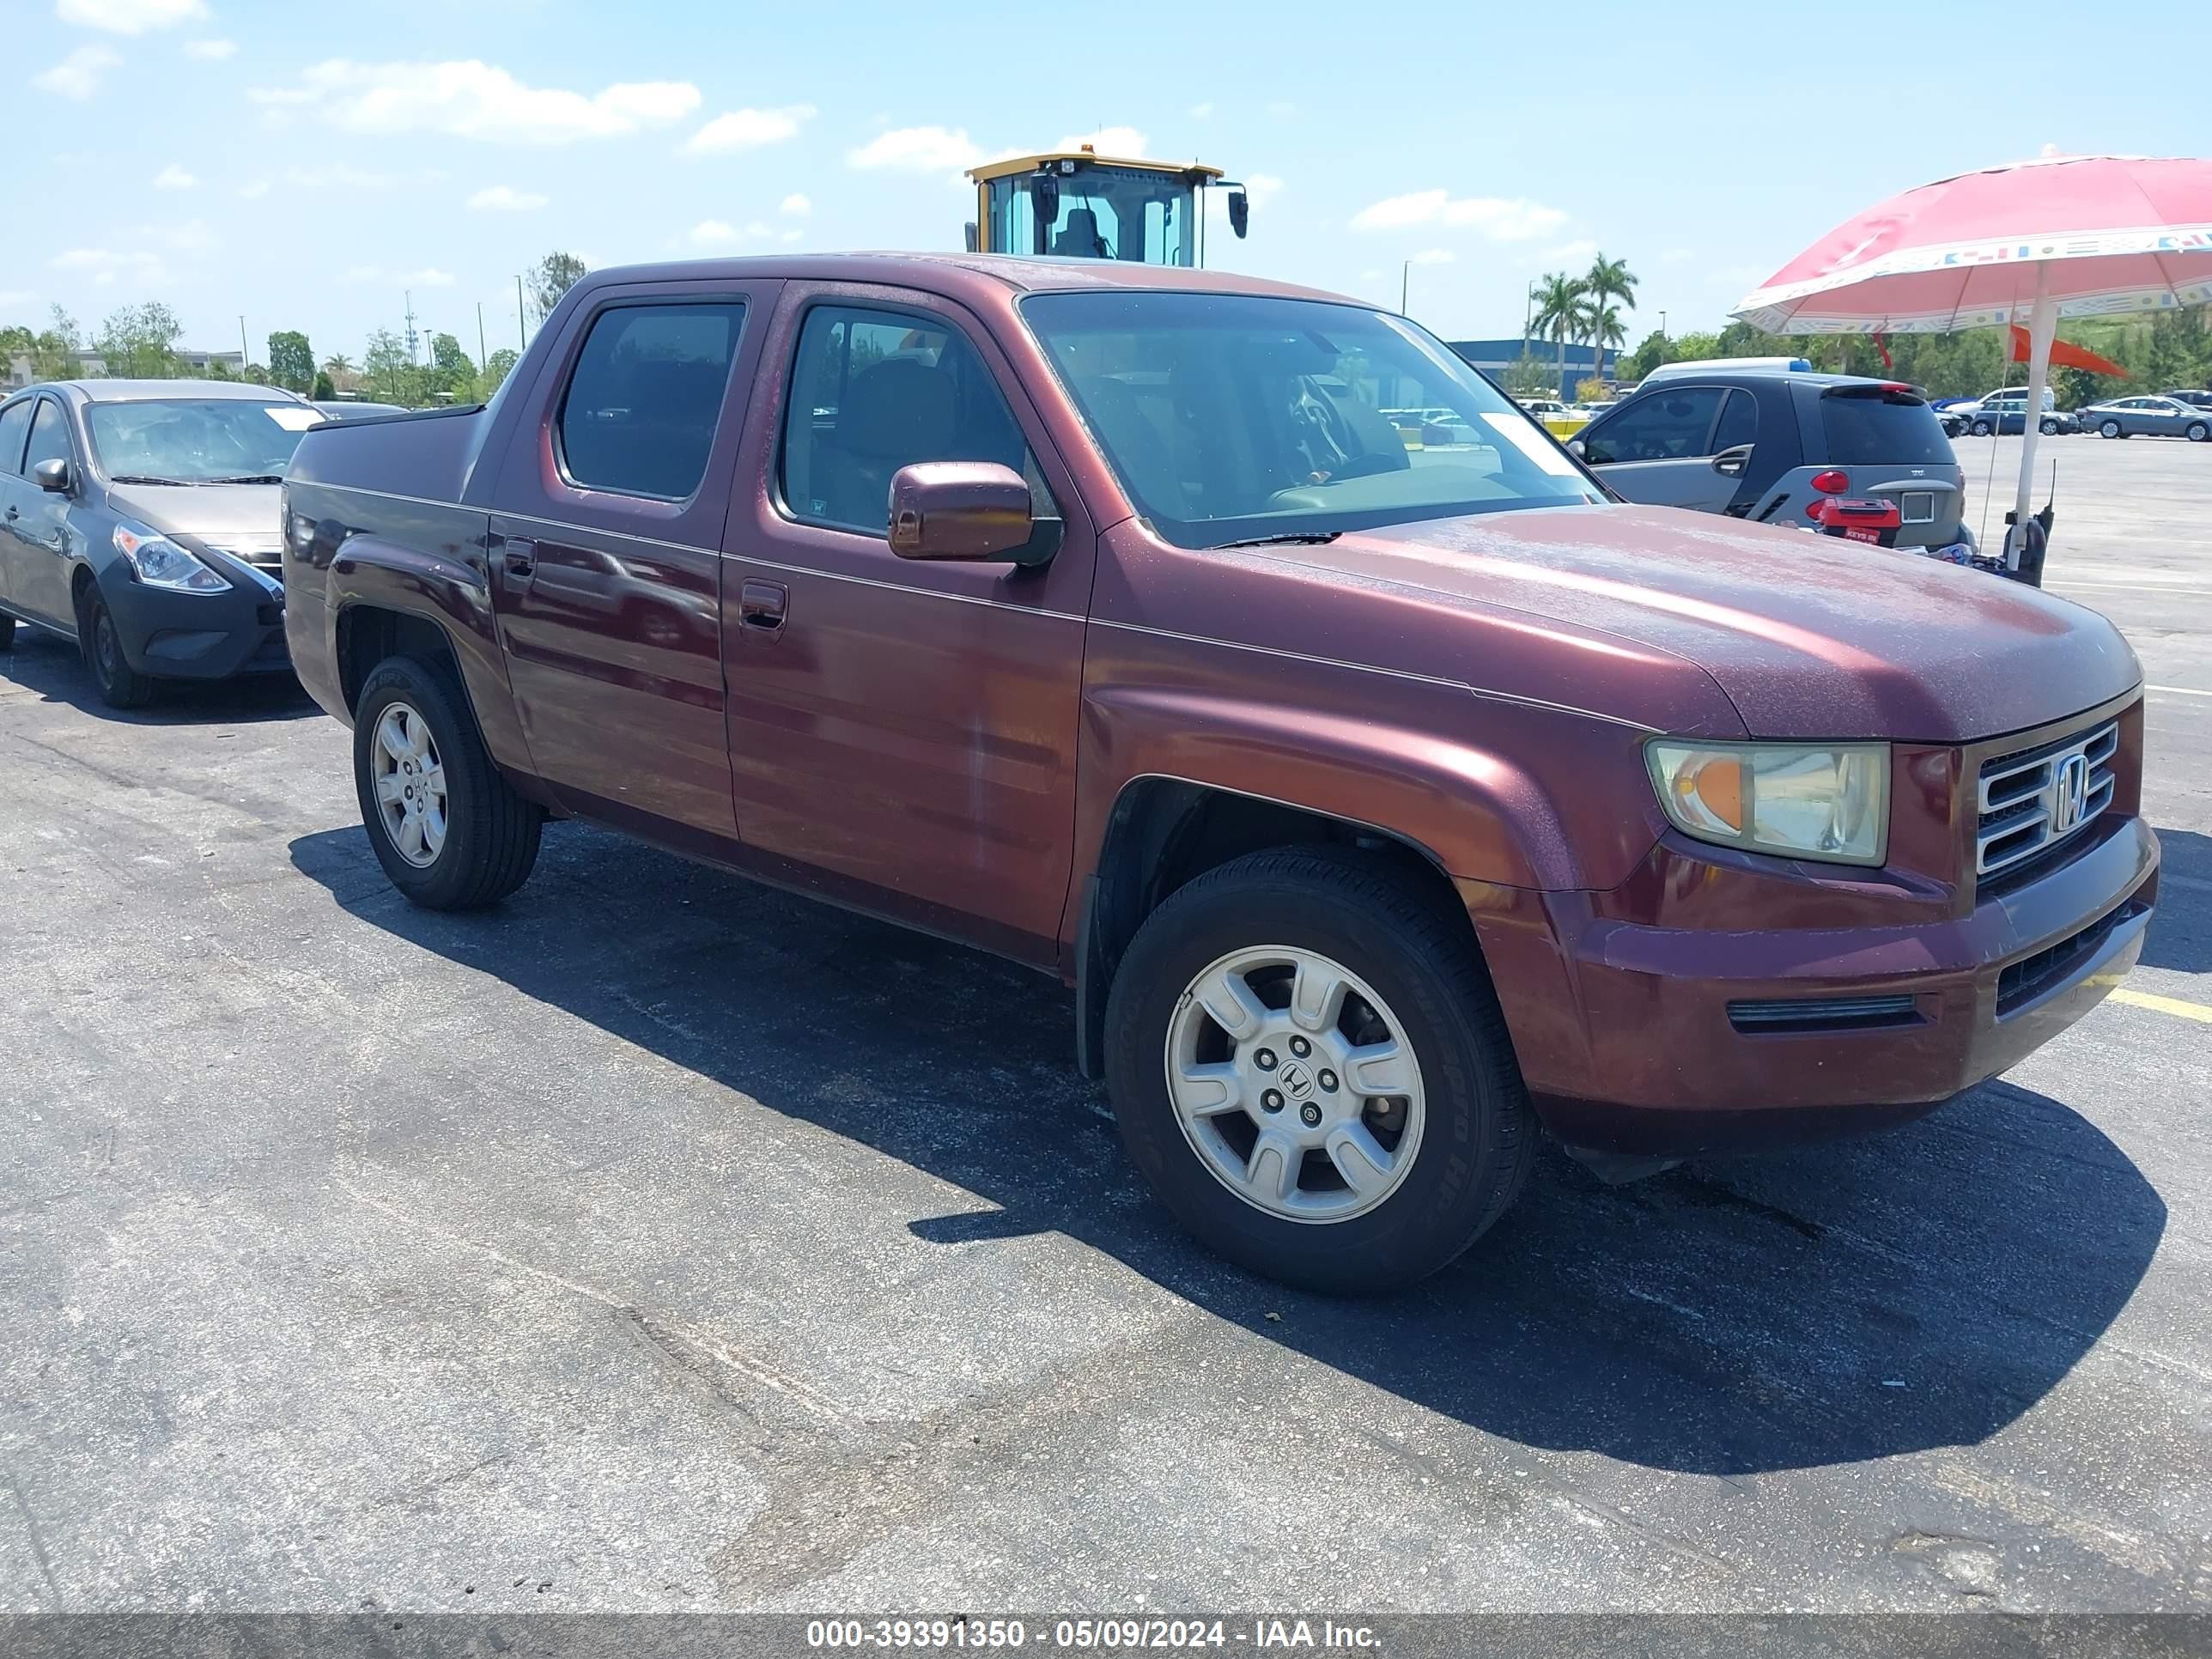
[[1581, 299, 1628, 395], [1583, 252, 1638, 383], [321, 353, 352, 376], [1531, 273, 1585, 398]]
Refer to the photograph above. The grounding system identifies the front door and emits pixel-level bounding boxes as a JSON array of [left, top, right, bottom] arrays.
[[720, 287, 1098, 965], [486, 279, 778, 853], [9, 397, 82, 628], [1579, 383, 1752, 514]]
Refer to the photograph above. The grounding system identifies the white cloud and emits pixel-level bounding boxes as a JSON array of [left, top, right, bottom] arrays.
[[57, 0, 205, 33], [468, 184, 548, 211], [1408, 248, 1456, 266], [283, 163, 420, 190], [687, 219, 777, 248], [1349, 188, 1568, 241], [340, 264, 456, 288], [1243, 173, 1284, 206], [253, 60, 701, 145], [153, 163, 197, 189], [0, 289, 39, 308], [1544, 238, 1599, 265], [33, 45, 120, 99], [1190, 101, 1213, 119], [237, 178, 270, 198], [682, 104, 813, 156], [781, 228, 802, 243], [779, 192, 811, 217], [1056, 125, 1147, 156], [184, 37, 234, 59], [1661, 246, 1693, 264], [849, 125, 981, 173]]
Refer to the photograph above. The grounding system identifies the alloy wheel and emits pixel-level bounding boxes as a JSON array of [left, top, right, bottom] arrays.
[[1164, 945, 1426, 1224], [2101, 420, 2122, 438], [371, 702, 449, 867]]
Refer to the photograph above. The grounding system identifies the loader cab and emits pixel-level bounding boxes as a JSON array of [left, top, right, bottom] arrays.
[[965, 148, 1248, 267]]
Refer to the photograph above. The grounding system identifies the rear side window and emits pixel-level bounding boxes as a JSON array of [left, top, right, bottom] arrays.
[[0, 399, 29, 476], [557, 302, 745, 500], [778, 304, 1040, 537], [1581, 386, 1723, 464], [1820, 388, 1952, 466], [1712, 388, 1758, 451]]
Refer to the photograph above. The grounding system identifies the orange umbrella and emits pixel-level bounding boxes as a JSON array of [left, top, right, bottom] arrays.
[[2008, 324, 2128, 377]]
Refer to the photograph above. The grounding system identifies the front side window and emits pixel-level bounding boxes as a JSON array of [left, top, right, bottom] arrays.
[[0, 398, 31, 476], [1022, 291, 1599, 549], [779, 305, 1040, 536], [557, 302, 746, 500], [1581, 386, 1724, 465], [25, 398, 75, 472], [85, 398, 317, 483]]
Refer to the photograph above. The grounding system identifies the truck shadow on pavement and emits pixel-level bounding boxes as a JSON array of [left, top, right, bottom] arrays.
[[290, 821, 2166, 1480], [0, 626, 315, 725], [2143, 826, 2211, 974]]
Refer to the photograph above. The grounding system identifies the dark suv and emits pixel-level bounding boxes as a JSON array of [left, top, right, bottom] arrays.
[[1570, 368, 1970, 550]]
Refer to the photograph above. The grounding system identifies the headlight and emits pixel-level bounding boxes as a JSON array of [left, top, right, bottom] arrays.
[[1647, 740, 1889, 866], [112, 521, 229, 592]]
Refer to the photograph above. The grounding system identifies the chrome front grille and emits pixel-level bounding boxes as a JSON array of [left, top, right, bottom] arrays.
[[1977, 720, 2118, 879]]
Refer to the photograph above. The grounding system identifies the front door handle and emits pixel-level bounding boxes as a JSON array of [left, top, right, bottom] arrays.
[[502, 537, 538, 581], [739, 579, 787, 635]]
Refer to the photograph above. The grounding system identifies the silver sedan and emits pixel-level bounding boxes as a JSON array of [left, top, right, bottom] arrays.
[[2081, 395, 2212, 441]]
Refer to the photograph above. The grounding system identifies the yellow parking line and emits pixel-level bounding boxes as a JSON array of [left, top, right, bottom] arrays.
[[2110, 987, 2212, 1024]]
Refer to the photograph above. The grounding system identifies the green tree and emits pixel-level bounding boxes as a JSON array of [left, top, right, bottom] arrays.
[[268, 330, 315, 394], [424, 331, 476, 401], [1580, 297, 1627, 383], [473, 346, 520, 402], [1531, 273, 1585, 398], [1619, 327, 1670, 382], [312, 370, 336, 401], [527, 252, 589, 326], [1502, 351, 1553, 397], [362, 328, 428, 406], [0, 324, 33, 381], [33, 307, 84, 380], [94, 301, 186, 378]]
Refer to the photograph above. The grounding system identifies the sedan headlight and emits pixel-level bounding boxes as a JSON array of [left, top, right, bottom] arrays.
[[1647, 740, 1889, 866], [112, 521, 229, 592]]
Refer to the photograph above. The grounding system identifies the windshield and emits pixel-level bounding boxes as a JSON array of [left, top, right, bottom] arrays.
[[85, 398, 321, 483], [1021, 291, 1601, 548], [991, 165, 1194, 265]]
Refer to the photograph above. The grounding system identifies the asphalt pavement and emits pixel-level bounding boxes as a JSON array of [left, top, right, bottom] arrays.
[[1, 432, 2208, 1618]]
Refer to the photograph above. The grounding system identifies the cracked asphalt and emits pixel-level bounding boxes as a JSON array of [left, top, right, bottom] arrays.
[[2, 434, 2208, 1617]]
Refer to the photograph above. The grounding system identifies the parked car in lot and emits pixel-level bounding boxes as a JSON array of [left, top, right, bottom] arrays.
[[282, 253, 2157, 1292], [1955, 388, 2075, 437], [309, 400, 411, 422], [2080, 394, 2212, 441], [2163, 388, 2212, 409], [1567, 366, 1974, 550], [0, 380, 312, 706]]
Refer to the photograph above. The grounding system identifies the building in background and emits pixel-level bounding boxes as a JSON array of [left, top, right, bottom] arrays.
[[1446, 337, 1618, 399], [4, 348, 246, 389]]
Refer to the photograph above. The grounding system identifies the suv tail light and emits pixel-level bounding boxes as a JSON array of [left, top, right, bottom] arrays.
[[1810, 469, 1851, 495]]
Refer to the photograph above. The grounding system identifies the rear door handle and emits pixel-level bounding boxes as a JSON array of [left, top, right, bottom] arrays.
[[739, 579, 787, 635], [502, 537, 538, 580]]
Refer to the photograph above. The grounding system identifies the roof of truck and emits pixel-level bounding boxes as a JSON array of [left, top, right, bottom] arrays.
[[575, 252, 1346, 304]]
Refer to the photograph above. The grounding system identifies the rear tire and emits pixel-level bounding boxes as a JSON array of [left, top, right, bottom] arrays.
[[0, 614, 15, 652], [79, 586, 156, 710], [2100, 419, 2123, 439], [353, 653, 542, 910], [2187, 422, 2209, 443], [1104, 846, 1537, 1295], [1970, 419, 1993, 437], [2040, 417, 2060, 436]]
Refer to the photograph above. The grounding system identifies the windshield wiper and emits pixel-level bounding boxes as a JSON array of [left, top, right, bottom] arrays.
[[107, 474, 205, 486], [205, 474, 287, 485], [1206, 532, 1344, 550]]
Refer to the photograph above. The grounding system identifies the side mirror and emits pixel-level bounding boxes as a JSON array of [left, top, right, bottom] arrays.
[[1228, 188, 1249, 239], [33, 457, 73, 494], [888, 462, 1042, 563], [1566, 438, 1587, 458], [1032, 173, 1060, 246]]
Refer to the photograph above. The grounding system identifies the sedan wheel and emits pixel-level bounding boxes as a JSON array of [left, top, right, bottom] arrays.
[[2188, 422, 2209, 443], [1165, 945, 1425, 1224], [1971, 419, 1993, 437], [2040, 418, 2060, 435], [2100, 419, 2124, 439], [369, 702, 449, 867]]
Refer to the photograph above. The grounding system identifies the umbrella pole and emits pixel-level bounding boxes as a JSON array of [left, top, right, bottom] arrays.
[[2010, 259, 2057, 572]]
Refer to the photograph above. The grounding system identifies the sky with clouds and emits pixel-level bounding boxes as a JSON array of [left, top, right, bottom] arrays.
[[7, 0, 2204, 365]]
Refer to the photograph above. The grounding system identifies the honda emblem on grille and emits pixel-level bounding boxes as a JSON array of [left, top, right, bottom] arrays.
[[2051, 752, 2091, 836]]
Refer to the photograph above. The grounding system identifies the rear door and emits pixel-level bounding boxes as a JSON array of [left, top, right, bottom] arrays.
[[486, 276, 779, 852], [1575, 383, 1744, 513], [0, 395, 33, 611]]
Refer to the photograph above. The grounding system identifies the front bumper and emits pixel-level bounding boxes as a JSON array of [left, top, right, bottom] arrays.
[[103, 563, 291, 680], [1474, 812, 2159, 1155]]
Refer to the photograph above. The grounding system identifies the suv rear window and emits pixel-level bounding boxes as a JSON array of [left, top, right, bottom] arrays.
[[1819, 387, 1952, 466]]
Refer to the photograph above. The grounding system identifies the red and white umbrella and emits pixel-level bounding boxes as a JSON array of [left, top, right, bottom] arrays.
[[1731, 154, 2212, 564]]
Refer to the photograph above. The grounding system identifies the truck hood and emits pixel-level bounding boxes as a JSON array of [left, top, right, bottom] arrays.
[[1299, 505, 2138, 743], [106, 481, 283, 543]]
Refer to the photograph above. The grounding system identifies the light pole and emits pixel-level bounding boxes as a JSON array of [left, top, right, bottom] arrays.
[[477, 302, 487, 370], [1400, 260, 1410, 317], [516, 275, 527, 349], [238, 315, 249, 375]]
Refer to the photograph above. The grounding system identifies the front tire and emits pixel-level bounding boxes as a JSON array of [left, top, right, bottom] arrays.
[[2100, 419, 2124, 439], [2187, 422, 2209, 443], [353, 653, 542, 909], [1104, 847, 1536, 1295], [79, 586, 156, 709], [1970, 419, 1993, 437], [2040, 417, 2060, 435]]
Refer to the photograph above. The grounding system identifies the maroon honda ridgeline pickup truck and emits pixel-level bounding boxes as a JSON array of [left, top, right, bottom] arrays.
[[283, 255, 2157, 1292]]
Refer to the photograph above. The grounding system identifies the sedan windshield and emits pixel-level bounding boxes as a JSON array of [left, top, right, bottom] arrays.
[[85, 398, 321, 484], [1020, 291, 1601, 548]]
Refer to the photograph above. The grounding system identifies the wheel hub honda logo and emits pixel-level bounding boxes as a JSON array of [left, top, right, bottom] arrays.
[[2051, 752, 2091, 835], [1279, 1061, 1314, 1099]]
